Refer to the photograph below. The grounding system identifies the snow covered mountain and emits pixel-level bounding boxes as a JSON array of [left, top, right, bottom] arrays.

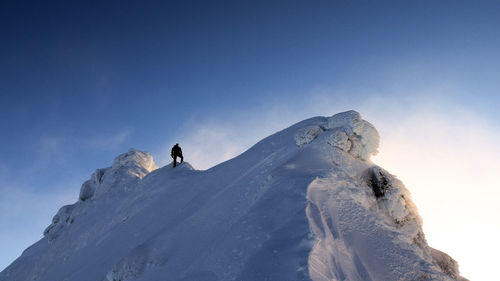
[[0, 111, 467, 281]]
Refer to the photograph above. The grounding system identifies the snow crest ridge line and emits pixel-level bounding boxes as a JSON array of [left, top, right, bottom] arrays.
[[44, 149, 158, 238], [1, 110, 468, 281], [295, 111, 467, 280], [294, 110, 379, 161]]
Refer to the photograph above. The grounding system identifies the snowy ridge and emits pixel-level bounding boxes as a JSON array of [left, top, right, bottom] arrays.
[[0, 111, 466, 281], [43, 149, 158, 240], [79, 149, 158, 201], [294, 110, 379, 161]]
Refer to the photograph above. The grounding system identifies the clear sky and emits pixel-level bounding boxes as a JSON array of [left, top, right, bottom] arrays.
[[1, 1, 499, 280]]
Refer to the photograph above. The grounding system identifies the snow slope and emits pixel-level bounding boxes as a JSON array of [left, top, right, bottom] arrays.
[[0, 111, 467, 281]]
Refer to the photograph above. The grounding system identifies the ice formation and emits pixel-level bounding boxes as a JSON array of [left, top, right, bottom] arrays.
[[294, 110, 379, 160], [0, 111, 467, 281], [44, 149, 157, 240], [79, 148, 158, 201]]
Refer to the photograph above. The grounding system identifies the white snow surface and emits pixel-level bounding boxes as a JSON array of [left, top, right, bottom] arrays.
[[0, 111, 466, 281], [78, 149, 158, 202]]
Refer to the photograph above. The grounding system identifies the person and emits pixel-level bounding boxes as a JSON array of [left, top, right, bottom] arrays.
[[171, 143, 183, 167]]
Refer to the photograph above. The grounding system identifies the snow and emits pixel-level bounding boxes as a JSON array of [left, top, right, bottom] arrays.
[[295, 110, 379, 161], [295, 125, 324, 146], [78, 149, 158, 202], [0, 111, 466, 281]]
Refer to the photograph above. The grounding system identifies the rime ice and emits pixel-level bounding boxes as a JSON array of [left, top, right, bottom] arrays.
[[295, 110, 380, 161]]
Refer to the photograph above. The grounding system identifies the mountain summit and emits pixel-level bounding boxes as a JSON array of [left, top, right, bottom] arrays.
[[0, 111, 467, 281]]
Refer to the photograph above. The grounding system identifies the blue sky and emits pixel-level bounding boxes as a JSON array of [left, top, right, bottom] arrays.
[[1, 1, 499, 278]]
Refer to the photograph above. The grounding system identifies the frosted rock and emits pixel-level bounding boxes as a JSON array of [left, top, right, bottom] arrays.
[[78, 181, 94, 202], [91, 168, 107, 185], [289, 110, 381, 161], [293, 111, 379, 160], [326, 111, 380, 161], [366, 165, 390, 197], [325, 110, 361, 130], [112, 148, 159, 179], [351, 118, 379, 160], [327, 131, 352, 152], [43, 204, 75, 239], [79, 167, 110, 201], [294, 125, 323, 146], [78, 149, 158, 201], [364, 166, 423, 237], [431, 248, 467, 281], [48, 149, 159, 241]]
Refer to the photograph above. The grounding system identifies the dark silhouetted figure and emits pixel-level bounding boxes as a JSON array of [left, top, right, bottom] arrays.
[[171, 143, 183, 167]]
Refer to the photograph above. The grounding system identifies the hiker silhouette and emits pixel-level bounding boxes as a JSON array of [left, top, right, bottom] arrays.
[[171, 143, 183, 167]]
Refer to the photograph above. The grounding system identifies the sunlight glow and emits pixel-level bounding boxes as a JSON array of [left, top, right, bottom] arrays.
[[372, 110, 500, 281], [160, 98, 498, 281]]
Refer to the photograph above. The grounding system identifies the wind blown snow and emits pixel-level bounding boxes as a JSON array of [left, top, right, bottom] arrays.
[[0, 111, 467, 281]]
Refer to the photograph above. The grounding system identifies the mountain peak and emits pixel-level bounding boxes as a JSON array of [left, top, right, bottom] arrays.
[[294, 110, 379, 160], [112, 148, 159, 177], [42, 149, 159, 240], [78, 148, 158, 202], [1, 113, 466, 281]]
